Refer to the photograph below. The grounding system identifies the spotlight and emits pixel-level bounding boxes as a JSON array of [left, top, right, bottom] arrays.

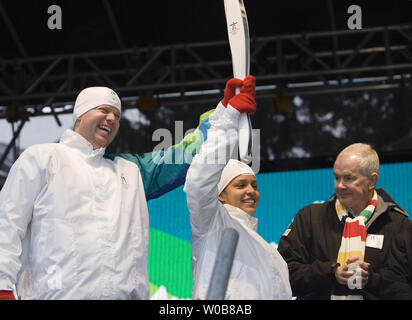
[[137, 93, 158, 113], [273, 85, 292, 116], [5, 101, 27, 123]]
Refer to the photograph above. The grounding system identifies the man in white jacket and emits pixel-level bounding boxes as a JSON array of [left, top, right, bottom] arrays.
[[184, 76, 292, 300], [0, 86, 211, 300]]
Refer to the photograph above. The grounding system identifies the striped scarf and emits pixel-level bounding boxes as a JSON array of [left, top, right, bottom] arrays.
[[331, 190, 378, 299]]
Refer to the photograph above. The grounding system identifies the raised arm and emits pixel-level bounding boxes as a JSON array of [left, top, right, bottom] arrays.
[[184, 76, 256, 236], [105, 109, 213, 200]]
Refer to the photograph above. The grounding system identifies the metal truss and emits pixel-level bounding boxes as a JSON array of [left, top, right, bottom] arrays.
[[1, 24, 411, 113], [0, 24, 412, 169]]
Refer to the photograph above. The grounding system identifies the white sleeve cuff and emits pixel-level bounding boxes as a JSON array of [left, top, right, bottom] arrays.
[[209, 102, 241, 127]]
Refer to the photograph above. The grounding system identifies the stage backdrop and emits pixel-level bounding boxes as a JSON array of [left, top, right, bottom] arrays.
[[147, 161, 412, 299]]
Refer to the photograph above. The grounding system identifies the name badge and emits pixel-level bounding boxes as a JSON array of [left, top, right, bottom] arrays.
[[366, 234, 384, 249], [282, 229, 291, 237]]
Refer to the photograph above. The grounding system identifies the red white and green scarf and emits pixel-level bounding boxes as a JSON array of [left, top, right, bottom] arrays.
[[331, 190, 378, 299]]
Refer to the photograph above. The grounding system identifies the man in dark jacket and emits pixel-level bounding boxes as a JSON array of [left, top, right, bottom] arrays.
[[379, 220, 412, 299], [278, 143, 410, 299]]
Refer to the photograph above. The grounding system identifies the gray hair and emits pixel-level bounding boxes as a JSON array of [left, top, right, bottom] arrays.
[[336, 143, 380, 177]]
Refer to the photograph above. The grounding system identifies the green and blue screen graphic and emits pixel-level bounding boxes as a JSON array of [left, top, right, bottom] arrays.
[[147, 161, 412, 299]]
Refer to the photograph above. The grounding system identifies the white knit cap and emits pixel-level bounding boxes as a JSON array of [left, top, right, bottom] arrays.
[[217, 159, 255, 194], [73, 86, 121, 124]]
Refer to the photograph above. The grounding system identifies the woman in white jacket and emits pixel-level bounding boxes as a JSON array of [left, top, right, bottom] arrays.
[[184, 76, 292, 300]]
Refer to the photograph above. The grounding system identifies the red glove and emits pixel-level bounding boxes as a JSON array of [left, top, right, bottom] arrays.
[[221, 78, 244, 107], [0, 290, 16, 300], [227, 75, 256, 114]]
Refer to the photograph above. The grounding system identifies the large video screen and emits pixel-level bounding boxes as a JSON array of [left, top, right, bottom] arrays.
[[147, 161, 412, 299]]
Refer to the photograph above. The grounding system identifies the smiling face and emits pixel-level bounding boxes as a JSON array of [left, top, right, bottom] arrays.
[[218, 174, 260, 216], [74, 104, 120, 149], [333, 152, 378, 214]]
